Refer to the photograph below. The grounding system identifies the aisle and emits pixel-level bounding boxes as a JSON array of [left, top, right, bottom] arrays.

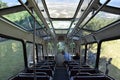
[[53, 66, 69, 80]]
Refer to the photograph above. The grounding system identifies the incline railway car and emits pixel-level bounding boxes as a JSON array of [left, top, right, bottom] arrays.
[[0, 0, 120, 80]]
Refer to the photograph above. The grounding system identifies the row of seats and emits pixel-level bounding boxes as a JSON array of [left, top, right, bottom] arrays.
[[9, 60, 56, 80], [70, 75, 114, 80], [65, 61, 114, 80]]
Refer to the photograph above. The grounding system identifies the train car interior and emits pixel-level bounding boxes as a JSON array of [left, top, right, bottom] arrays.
[[0, 0, 120, 80]]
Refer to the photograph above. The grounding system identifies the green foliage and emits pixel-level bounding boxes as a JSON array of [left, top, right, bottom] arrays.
[[84, 12, 119, 31], [100, 39, 120, 80], [3, 11, 43, 30], [0, 0, 7, 8], [0, 40, 24, 80], [57, 42, 65, 52], [1, 0, 44, 30], [86, 17, 117, 31], [3, 11, 33, 30]]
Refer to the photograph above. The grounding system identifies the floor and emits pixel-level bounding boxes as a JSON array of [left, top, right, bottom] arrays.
[[53, 66, 69, 80]]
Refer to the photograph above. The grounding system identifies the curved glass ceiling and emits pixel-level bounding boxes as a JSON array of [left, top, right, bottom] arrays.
[[100, 0, 120, 8], [45, 0, 80, 18]]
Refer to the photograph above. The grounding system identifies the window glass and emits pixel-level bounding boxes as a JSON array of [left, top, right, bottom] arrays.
[[26, 43, 36, 68], [80, 45, 85, 64], [3, 11, 44, 31], [82, 30, 91, 36], [68, 0, 92, 35], [57, 42, 65, 53], [84, 11, 120, 31], [45, 0, 80, 18], [55, 29, 68, 34], [69, 42, 76, 55], [52, 21, 71, 29], [86, 43, 97, 68], [79, 12, 92, 28], [0, 37, 24, 80], [35, 0, 50, 25], [68, 21, 77, 35], [37, 44, 43, 62], [76, 0, 92, 19], [47, 42, 54, 56], [100, 40, 120, 80], [100, 0, 120, 8], [0, 0, 26, 9]]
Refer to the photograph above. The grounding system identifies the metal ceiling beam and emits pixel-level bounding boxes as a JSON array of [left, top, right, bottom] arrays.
[[27, 0, 56, 39], [67, 0, 84, 37], [28, 27, 45, 31], [54, 29, 69, 30], [69, 0, 98, 37], [51, 18, 73, 21], [73, 0, 111, 35], [41, 0, 56, 36], [93, 1, 120, 15], [0, 18, 44, 43], [18, 0, 49, 38], [100, 6, 120, 15], [0, 5, 25, 15]]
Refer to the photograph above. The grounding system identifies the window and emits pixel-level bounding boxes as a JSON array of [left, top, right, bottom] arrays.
[[100, 0, 120, 8], [55, 29, 68, 34], [45, 0, 80, 18], [3, 11, 44, 31], [81, 30, 91, 36], [69, 42, 76, 55], [99, 39, 120, 80], [76, 0, 92, 19], [57, 42, 65, 53], [80, 45, 85, 64], [26, 43, 37, 68], [0, 0, 26, 9], [47, 42, 54, 56], [86, 43, 97, 68], [83, 11, 120, 31], [0, 37, 24, 80], [37, 44, 43, 62], [52, 21, 71, 29]]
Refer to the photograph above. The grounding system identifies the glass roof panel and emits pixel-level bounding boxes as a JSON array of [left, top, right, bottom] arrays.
[[0, 0, 26, 9], [79, 12, 92, 28], [82, 30, 91, 36], [100, 0, 120, 8], [76, 0, 92, 19], [52, 21, 71, 29], [76, 30, 91, 36], [45, 0, 80, 18], [35, 0, 54, 33], [35, 0, 49, 22], [84, 11, 120, 31], [3, 11, 44, 31], [67, 22, 76, 35], [55, 29, 68, 34]]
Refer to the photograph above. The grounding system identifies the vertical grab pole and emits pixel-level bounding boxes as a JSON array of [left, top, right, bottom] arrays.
[[31, 8, 37, 80], [95, 41, 102, 70], [84, 44, 87, 65]]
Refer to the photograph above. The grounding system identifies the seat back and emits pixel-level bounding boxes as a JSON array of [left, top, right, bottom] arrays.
[[72, 76, 114, 80], [27, 69, 53, 77], [10, 76, 50, 80]]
